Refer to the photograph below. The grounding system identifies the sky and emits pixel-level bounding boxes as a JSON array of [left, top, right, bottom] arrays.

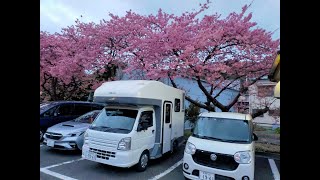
[[40, 0, 280, 40]]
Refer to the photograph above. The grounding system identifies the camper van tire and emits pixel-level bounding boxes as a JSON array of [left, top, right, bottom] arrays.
[[171, 140, 178, 153], [136, 150, 149, 172]]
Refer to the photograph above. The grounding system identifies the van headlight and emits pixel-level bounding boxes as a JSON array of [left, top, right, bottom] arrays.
[[117, 137, 131, 151], [234, 151, 251, 164], [185, 142, 196, 155]]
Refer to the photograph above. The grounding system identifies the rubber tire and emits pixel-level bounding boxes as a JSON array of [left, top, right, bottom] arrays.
[[40, 129, 45, 142], [172, 140, 178, 153], [136, 151, 149, 172]]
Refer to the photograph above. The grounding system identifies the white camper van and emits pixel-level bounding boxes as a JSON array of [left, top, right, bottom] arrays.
[[82, 80, 185, 171], [183, 112, 258, 180]]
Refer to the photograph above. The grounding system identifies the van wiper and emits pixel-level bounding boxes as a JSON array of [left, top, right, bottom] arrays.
[[90, 126, 111, 131], [111, 128, 129, 131]]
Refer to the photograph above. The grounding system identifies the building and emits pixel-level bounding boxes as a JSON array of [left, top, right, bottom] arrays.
[[268, 51, 280, 98], [237, 77, 280, 126]]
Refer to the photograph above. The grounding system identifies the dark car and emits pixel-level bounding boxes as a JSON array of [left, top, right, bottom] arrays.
[[40, 101, 105, 141]]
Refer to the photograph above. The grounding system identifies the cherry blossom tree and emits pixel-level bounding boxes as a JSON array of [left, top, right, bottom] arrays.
[[40, 0, 279, 117], [103, 1, 280, 113]]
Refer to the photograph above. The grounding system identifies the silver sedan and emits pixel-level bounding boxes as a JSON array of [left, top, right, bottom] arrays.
[[43, 110, 101, 150]]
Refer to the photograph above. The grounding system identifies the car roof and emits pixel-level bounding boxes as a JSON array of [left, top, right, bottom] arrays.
[[44, 101, 104, 105], [199, 112, 252, 121]]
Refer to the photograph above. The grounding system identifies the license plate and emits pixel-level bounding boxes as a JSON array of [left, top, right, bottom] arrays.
[[47, 140, 54, 147], [85, 151, 96, 161], [199, 171, 215, 180]]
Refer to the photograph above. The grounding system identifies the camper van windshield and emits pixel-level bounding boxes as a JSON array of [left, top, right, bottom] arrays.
[[90, 108, 138, 134], [193, 117, 250, 143]]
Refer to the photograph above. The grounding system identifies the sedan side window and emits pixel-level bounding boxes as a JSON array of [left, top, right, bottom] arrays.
[[42, 106, 58, 117], [55, 104, 74, 116]]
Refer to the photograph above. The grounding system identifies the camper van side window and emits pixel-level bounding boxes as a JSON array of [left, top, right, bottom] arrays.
[[139, 111, 153, 127], [174, 98, 181, 112], [165, 104, 171, 123]]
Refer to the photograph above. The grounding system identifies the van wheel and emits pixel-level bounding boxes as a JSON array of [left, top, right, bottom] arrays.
[[136, 151, 149, 172], [172, 140, 178, 153]]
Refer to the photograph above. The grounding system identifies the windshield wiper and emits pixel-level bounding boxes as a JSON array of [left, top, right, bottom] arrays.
[[111, 128, 129, 131], [193, 134, 248, 143], [90, 126, 111, 131]]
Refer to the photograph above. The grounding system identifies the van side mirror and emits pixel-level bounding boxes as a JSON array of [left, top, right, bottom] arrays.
[[253, 133, 258, 141]]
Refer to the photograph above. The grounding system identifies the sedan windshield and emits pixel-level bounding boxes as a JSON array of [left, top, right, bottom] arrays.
[[193, 117, 250, 143], [90, 108, 138, 134], [73, 110, 101, 123]]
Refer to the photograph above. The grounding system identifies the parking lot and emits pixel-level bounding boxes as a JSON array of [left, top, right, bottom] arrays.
[[40, 143, 280, 180]]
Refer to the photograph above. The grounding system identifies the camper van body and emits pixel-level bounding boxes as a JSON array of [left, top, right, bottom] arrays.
[[82, 80, 185, 170]]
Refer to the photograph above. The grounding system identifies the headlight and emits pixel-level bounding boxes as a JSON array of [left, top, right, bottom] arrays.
[[117, 137, 131, 151], [66, 131, 84, 137], [234, 151, 251, 164], [185, 142, 196, 155]]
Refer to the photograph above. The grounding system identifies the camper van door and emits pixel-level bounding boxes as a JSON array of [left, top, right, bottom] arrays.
[[162, 102, 172, 153]]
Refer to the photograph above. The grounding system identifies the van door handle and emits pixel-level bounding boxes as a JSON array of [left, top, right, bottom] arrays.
[[152, 130, 155, 133]]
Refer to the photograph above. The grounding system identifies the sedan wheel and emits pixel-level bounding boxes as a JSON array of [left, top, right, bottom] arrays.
[[40, 130, 44, 141]]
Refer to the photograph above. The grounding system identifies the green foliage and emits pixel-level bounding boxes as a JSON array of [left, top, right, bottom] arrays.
[[185, 103, 201, 123], [274, 127, 280, 134]]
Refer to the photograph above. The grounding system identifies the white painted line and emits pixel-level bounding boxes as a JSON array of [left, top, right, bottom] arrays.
[[41, 168, 78, 180], [41, 158, 83, 169], [268, 158, 280, 180], [149, 159, 183, 180]]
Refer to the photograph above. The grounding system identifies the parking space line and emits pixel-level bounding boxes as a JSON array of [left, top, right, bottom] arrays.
[[268, 159, 280, 180], [41, 158, 84, 169], [148, 159, 183, 180], [41, 168, 78, 180]]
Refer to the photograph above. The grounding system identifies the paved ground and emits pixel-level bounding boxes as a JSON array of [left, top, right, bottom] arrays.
[[40, 144, 280, 180]]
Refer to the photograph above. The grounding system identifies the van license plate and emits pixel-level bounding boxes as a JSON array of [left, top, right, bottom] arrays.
[[199, 171, 215, 180], [85, 151, 96, 161], [47, 140, 54, 147]]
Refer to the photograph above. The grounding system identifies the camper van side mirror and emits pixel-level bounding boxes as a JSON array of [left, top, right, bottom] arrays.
[[253, 133, 258, 141]]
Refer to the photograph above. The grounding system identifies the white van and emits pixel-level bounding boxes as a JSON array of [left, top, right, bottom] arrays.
[[82, 80, 185, 171], [183, 112, 258, 180]]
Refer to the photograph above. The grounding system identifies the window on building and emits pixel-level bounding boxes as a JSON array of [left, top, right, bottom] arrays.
[[269, 109, 280, 117], [257, 85, 274, 97]]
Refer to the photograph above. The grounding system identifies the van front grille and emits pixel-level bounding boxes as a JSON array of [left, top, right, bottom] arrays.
[[89, 148, 116, 160], [192, 149, 239, 171]]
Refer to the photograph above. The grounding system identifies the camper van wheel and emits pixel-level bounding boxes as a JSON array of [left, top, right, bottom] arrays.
[[172, 140, 178, 153], [136, 151, 149, 172]]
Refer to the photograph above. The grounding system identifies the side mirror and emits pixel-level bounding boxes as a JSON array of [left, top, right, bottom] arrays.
[[253, 133, 258, 141]]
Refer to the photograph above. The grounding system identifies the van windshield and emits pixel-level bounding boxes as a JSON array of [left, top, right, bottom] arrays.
[[193, 117, 250, 143], [90, 108, 138, 134]]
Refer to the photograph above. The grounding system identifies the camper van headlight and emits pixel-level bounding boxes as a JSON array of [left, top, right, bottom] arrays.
[[234, 151, 251, 164], [185, 142, 196, 155], [117, 137, 131, 151]]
